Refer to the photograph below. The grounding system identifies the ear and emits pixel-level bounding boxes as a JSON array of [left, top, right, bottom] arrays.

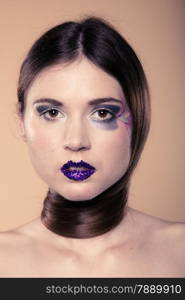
[[17, 117, 27, 142], [16, 103, 27, 142]]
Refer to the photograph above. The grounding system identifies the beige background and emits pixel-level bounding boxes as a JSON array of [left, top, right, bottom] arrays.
[[0, 0, 185, 231]]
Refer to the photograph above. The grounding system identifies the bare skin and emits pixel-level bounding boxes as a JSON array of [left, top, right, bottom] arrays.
[[0, 206, 185, 278]]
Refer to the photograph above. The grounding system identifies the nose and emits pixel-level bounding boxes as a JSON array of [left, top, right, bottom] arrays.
[[63, 117, 91, 152]]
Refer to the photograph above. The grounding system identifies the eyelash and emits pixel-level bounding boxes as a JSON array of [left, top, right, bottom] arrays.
[[39, 108, 117, 123]]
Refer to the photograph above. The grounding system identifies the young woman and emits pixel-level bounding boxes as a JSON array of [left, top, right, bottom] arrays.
[[0, 17, 185, 277]]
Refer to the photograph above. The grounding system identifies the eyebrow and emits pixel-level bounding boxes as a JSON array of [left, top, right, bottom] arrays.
[[33, 97, 124, 107]]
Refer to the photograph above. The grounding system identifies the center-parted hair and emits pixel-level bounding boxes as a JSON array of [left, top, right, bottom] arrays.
[[17, 16, 151, 238]]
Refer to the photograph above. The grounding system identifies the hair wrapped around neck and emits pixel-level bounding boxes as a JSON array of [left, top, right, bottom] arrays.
[[41, 175, 130, 238]]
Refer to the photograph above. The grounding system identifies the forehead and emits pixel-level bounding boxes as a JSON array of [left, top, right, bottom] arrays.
[[26, 57, 125, 104]]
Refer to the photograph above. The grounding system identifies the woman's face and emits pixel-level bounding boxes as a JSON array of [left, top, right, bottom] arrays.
[[20, 57, 132, 201]]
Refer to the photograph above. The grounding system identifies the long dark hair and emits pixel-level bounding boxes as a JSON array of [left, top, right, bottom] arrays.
[[17, 16, 151, 238]]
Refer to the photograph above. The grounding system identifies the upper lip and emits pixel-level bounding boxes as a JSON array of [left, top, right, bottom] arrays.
[[61, 160, 96, 170]]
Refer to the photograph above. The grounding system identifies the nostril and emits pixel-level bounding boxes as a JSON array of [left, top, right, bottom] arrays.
[[64, 145, 88, 151]]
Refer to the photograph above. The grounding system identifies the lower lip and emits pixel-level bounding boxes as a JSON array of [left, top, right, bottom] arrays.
[[61, 168, 96, 181]]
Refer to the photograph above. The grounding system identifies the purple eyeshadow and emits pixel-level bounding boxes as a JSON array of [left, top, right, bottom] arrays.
[[36, 105, 50, 114]]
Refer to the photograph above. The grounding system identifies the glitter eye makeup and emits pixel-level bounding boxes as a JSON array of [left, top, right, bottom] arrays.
[[36, 105, 51, 114], [118, 110, 131, 125], [118, 107, 132, 136], [101, 104, 123, 115], [35, 102, 131, 132], [89, 104, 132, 131]]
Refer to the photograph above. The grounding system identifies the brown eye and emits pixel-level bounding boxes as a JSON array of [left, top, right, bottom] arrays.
[[48, 109, 59, 118], [98, 110, 109, 118], [42, 109, 63, 121], [91, 109, 115, 122]]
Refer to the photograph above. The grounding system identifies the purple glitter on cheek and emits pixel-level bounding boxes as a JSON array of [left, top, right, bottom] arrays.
[[118, 108, 132, 137]]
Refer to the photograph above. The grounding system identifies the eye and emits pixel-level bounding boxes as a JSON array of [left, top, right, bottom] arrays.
[[91, 109, 116, 122], [41, 108, 63, 121]]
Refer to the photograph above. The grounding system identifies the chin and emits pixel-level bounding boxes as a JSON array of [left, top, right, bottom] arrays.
[[65, 196, 92, 202], [61, 192, 95, 201], [56, 185, 101, 202]]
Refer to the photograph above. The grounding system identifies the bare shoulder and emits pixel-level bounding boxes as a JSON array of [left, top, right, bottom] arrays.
[[129, 207, 185, 258], [0, 229, 25, 274], [130, 207, 185, 237], [0, 219, 38, 259], [0, 219, 43, 277]]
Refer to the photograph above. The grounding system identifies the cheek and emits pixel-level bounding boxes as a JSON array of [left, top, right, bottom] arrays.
[[24, 118, 59, 161], [95, 123, 131, 164], [27, 127, 49, 149]]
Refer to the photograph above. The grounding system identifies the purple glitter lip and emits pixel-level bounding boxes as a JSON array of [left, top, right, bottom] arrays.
[[61, 160, 96, 181]]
